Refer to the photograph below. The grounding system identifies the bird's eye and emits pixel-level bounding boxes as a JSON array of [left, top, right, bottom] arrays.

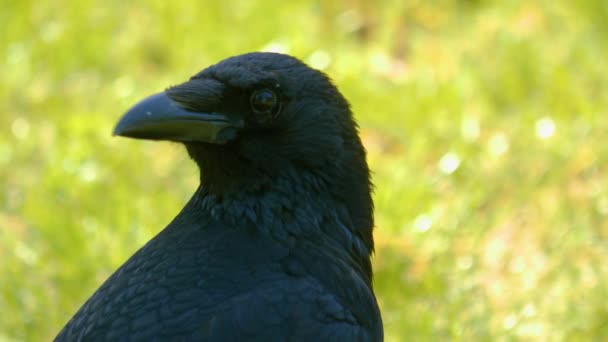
[[250, 89, 278, 117]]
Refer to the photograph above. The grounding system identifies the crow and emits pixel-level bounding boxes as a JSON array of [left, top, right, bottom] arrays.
[[55, 52, 382, 341]]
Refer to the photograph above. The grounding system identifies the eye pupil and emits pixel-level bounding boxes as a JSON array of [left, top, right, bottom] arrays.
[[251, 89, 277, 114]]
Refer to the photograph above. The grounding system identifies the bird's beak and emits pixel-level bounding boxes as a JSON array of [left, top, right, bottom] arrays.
[[113, 92, 244, 144]]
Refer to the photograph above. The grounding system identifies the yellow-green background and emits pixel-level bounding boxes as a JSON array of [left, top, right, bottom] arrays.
[[2, 1, 607, 340]]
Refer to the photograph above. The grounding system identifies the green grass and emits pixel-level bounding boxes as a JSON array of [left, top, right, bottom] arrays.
[[2, 1, 607, 340]]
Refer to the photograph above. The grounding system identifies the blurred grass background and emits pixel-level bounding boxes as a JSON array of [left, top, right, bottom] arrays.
[[2, 1, 607, 340]]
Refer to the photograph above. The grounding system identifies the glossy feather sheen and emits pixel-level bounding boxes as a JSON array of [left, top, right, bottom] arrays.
[[56, 52, 382, 341]]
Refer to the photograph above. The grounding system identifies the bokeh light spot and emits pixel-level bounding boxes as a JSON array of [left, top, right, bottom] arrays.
[[535, 117, 555, 139], [439, 152, 461, 174]]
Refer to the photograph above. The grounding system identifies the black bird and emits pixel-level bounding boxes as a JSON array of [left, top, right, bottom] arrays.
[[56, 52, 382, 341]]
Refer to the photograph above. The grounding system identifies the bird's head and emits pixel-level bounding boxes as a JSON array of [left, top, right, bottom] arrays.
[[114, 52, 374, 256]]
